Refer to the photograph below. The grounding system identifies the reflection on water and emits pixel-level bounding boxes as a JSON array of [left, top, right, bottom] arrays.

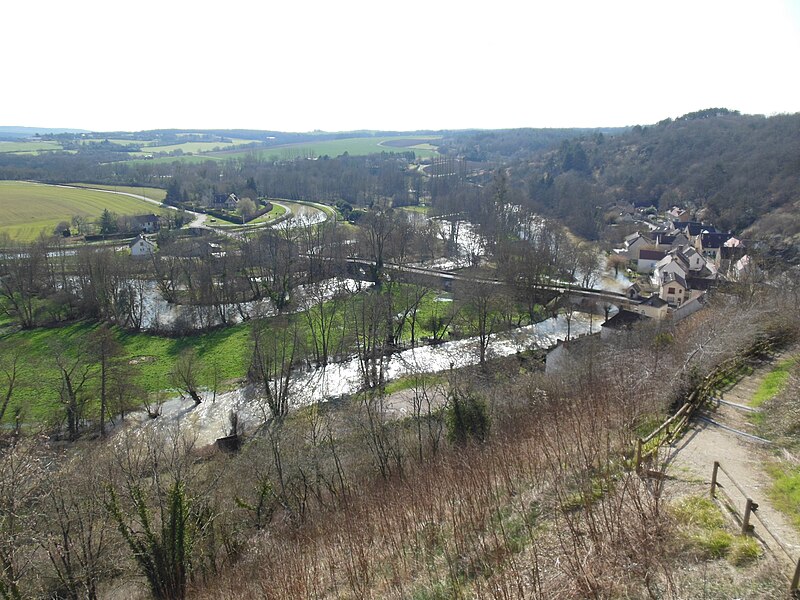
[[131, 312, 599, 446]]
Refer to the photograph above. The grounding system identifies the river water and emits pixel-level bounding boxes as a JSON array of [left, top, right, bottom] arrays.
[[129, 311, 600, 446]]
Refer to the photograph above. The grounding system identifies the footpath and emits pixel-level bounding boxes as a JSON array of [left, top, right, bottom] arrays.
[[666, 352, 800, 576]]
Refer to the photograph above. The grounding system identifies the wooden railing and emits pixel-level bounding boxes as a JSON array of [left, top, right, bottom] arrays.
[[710, 461, 800, 596], [634, 333, 790, 471], [634, 390, 702, 472]]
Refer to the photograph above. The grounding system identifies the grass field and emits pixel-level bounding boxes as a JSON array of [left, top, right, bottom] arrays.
[[134, 138, 256, 155], [249, 203, 288, 223], [0, 140, 62, 153], [69, 183, 167, 202], [0, 321, 253, 424], [216, 136, 440, 160], [122, 135, 440, 164], [0, 181, 163, 241]]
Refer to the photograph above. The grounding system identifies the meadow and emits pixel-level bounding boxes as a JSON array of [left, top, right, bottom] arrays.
[[212, 135, 440, 160], [0, 181, 162, 241], [68, 183, 167, 202], [0, 140, 63, 154], [133, 138, 257, 155]]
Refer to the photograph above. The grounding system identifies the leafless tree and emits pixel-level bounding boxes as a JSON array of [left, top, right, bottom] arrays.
[[171, 348, 203, 405], [0, 343, 21, 424], [53, 342, 94, 441], [249, 317, 301, 421], [41, 453, 116, 600]]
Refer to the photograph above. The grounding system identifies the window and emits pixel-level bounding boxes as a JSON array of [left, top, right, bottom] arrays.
[[668, 287, 675, 294]]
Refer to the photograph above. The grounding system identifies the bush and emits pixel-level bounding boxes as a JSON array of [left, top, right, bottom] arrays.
[[446, 390, 490, 445]]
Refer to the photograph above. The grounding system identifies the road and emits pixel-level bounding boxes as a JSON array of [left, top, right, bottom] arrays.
[[55, 184, 208, 228]]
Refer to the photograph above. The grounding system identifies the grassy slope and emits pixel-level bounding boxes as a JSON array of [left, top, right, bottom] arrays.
[[0, 280, 536, 425], [1, 321, 252, 424], [68, 183, 167, 201], [134, 138, 255, 155], [0, 181, 160, 241], [0, 140, 62, 153], [213, 135, 440, 160], [751, 355, 798, 406]]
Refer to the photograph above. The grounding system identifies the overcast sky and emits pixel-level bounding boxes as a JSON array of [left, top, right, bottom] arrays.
[[3, 0, 799, 133]]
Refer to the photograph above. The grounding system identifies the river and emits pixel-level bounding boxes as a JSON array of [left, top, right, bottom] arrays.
[[127, 311, 601, 446]]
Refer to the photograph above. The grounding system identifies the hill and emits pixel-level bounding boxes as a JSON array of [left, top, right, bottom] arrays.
[[484, 111, 800, 243], [0, 125, 90, 139]]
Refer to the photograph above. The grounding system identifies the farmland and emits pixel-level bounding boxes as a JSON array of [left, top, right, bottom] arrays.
[[0, 140, 63, 154], [212, 135, 441, 160], [133, 138, 256, 155], [0, 181, 162, 241], [68, 183, 167, 202]]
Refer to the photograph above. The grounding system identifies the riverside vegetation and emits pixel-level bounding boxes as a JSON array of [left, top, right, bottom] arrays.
[[2, 282, 798, 599]]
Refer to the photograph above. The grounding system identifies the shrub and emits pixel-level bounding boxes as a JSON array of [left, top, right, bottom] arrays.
[[446, 390, 490, 445]]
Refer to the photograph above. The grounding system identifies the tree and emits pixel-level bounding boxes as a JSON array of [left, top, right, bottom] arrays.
[[171, 349, 203, 405], [457, 279, 501, 365], [53, 342, 94, 441], [42, 455, 116, 600], [359, 209, 394, 286], [98, 209, 118, 235], [0, 438, 46, 599], [0, 343, 21, 424], [88, 325, 123, 437], [237, 197, 257, 223], [249, 317, 301, 422], [446, 386, 490, 445], [106, 430, 217, 600]]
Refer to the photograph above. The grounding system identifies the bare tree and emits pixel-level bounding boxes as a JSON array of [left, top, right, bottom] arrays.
[[302, 279, 346, 367], [349, 290, 392, 389], [456, 279, 501, 365], [53, 342, 94, 441], [171, 349, 203, 405], [88, 325, 123, 437], [249, 317, 301, 421], [41, 454, 116, 600], [0, 437, 46, 599], [0, 343, 21, 424]]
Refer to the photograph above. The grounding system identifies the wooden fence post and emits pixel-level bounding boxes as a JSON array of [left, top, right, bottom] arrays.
[[791, 556, 800, 596], [742, 498, 757, 535], [710, 461, 719, 499]]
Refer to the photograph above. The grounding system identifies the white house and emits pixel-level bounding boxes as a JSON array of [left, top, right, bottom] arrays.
[[652, 254, 688, 286], [658, 272, 688, 306], [129, 234, 157, 257], [678, 246, 705, 272], [637, 249, 666, 273]]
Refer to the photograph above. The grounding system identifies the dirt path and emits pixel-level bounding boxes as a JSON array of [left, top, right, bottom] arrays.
[[666, 352, 800, 569]]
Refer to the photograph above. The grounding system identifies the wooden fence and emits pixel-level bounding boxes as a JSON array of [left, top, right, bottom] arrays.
[[634, 333, 788, 471], [710, 461, 800, 596]]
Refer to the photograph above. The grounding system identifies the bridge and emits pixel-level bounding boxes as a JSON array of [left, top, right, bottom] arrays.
[[344, 257, 640, 309]]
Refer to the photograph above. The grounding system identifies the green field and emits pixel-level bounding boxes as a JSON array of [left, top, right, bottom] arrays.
[[123, 135, 440, 164], [240, 136, 440, 160], [134, 138, 256, 155], [69, 183, 167, 202], [249, 202, 288, 223], [0, 181, 163, 241], [0, 321, 253, 424], [0, 140, 63, 153]]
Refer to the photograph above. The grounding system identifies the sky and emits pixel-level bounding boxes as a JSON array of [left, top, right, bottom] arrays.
[[3, 0, 800, 133]]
